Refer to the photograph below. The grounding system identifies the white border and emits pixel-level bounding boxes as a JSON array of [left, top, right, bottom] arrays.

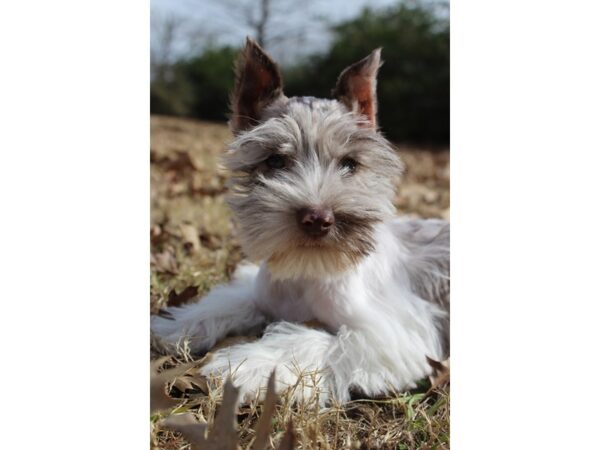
[[0, 1, 149, 448], [1, 0, 600, 448], [452, 1, 600, 448]]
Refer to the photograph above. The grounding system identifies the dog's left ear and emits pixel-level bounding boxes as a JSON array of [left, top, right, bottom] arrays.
[[333, 48, 382, 128], [230, 38, 284, 134]]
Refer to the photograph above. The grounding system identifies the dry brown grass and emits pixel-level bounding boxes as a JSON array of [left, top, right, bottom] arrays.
[[150, 115, 450, 449]]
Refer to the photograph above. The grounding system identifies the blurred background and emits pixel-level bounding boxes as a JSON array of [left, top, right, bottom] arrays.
[[151, 0, 449, 146]]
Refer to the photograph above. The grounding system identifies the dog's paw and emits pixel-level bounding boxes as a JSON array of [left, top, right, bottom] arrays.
[[200, 342, 332, 405], [151, 308, 214, 354]]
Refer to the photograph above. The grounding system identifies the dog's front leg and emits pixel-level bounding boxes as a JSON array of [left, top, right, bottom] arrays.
[[200, 322, 336, 405], [151, 269, 266, 354], [326, 324, 437, 402]]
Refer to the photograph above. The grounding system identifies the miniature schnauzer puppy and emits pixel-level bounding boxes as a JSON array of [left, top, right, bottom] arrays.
[[152, 39, 450, 405]]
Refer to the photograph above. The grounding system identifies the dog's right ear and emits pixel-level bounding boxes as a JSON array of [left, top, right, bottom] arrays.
[[230, 38, 283, 134]]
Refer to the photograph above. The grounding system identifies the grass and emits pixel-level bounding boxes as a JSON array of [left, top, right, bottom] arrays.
[[150, 115, 450, 449]]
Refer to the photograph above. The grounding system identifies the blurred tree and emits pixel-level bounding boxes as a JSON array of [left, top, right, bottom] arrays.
[[151, 14, 182, 82], [284, 2, 449, 145], [203, 0, 319, 55], [151, 1, 449, 146], [178, 47, 238, 121], [151, 13, 223, 117], [238, 0, 272, 48], [151, 46, 237, 120]]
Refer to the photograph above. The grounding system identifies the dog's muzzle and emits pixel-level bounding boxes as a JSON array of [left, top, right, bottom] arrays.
[[296, 207, 335, 238]]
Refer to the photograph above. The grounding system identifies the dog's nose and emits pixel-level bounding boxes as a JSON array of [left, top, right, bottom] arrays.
[[296, 207, 335, 237]]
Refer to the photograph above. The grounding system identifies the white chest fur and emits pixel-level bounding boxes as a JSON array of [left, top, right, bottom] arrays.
[[253, 221, 446, 359]]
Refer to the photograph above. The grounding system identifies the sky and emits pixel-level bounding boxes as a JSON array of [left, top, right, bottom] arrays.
[[151, 0, 402, 64]]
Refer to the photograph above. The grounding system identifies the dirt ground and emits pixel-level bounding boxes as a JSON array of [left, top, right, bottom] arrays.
[[150, 115, 450, 449]]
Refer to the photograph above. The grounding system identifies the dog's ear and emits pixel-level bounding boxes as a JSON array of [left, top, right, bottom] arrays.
[[230, 38, 284, 133], [332, 48, 382, 128]]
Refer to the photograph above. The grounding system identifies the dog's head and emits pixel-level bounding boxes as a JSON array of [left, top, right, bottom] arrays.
[[222, 39, 403, 279]]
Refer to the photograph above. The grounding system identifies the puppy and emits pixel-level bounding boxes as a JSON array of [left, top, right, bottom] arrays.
[[152, 39, 449, 405]]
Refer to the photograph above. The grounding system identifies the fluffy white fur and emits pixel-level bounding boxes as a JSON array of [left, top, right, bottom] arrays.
[[152, 219, 448, 405]]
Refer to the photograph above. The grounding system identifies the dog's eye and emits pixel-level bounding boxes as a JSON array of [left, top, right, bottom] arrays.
[[265, 154, 286, 169], [339, 157, 358, 174]]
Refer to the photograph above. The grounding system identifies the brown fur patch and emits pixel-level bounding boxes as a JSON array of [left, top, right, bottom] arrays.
[[332, 49, 381, 127], [230, 39, 283, 133]]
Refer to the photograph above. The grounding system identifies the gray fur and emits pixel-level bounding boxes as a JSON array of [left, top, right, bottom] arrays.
[[394, 219, 450, 355], [223, 97, 404, 278]]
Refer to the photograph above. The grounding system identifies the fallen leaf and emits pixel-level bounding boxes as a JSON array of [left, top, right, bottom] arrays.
[[151, 247, 178, 274], [426, 357, 450, 393], [199, 231, 221, 251], [424, 190, 439, 203], [151, 224, 163, 245], [277, 422, 296, 450], [151, 358, 204, 414], [151, 357, 182, 413], [159, 413, 208, 449], [205, 378, 240, 449], [158, 377, 241, 449], [168, 179, 189, 197], [252, 371, 277, 450], [168, 285, 199, 308], [192, 185, 227, 196], [151, 150, 196, 172], [171, 368, 209, 397], [180, 223, 202, 254]]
